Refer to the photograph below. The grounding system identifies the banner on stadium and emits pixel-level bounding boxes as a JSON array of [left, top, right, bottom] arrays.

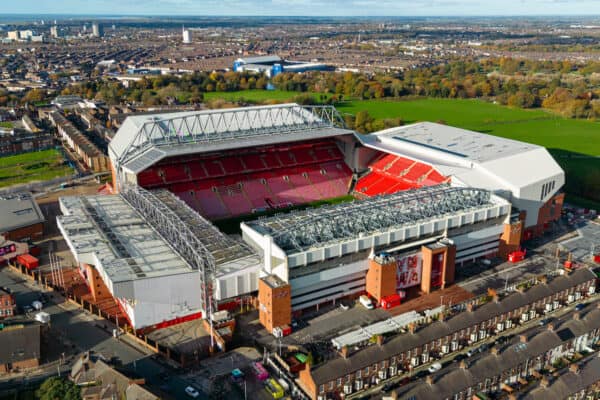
[[396, 252, 422, 289]]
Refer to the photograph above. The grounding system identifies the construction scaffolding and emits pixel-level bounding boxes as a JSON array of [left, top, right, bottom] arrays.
[[120, 185, 217, 318], [249, 184, 493, 252]]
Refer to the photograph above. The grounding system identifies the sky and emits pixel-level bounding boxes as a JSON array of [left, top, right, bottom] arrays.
[[3, 0, 600, 16]]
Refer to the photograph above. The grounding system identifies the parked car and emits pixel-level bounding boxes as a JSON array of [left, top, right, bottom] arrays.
[[539, 318, 552, 326], [466, 348, 477, 357], [575, 303, 585, 311], [453, 353, 467, 363], [478, 343, 490, 353], [22, 305, 33, 314], [185, 386, 200, 398], [428, 362, 442, 373]]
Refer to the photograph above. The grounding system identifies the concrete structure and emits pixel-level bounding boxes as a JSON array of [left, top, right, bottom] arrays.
[[92, 22, 104, 38], [0, 324, 41, 373], [0, 193, 45, 242], [182, 28, 191, 44]]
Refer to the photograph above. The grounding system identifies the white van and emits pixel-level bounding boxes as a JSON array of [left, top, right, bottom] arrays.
[[359, 295, 374, 310]]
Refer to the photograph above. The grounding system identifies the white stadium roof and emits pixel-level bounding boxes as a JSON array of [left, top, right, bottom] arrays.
[[360, 122, 565, 227], [109, 103, 354, 176], [57, 195, 194, 296]]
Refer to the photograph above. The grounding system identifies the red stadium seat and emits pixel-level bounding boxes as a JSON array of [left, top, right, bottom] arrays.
[[137, 139, 353, 219]]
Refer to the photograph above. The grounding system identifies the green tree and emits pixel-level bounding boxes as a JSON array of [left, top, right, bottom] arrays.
[[36, 377, 81, 400]]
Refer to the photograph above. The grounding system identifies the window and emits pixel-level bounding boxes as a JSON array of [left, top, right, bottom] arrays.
[[364, 366, 369, 375], [356, 370, 361, 379], [329, 381, 334, 390], [319, 385, 325, 394], [337, 378, 342, 387]]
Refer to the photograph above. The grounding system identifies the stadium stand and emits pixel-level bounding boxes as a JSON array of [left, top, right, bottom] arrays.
[[355, 153, 448, 197], [137, 139, 352, 220]]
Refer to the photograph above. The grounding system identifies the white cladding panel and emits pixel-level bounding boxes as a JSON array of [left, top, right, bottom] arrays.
[[128, 272, 202, 329]]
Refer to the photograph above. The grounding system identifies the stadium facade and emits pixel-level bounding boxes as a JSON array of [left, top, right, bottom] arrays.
[[58, 103, 564, 333]]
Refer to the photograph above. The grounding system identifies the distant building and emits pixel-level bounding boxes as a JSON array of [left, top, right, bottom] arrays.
[[92, 22, 104, 38], [182, 28, 192, 44], [19, 30, 33, 40], [50, 26, 59, 38], [51, 95, 83, 110], [0, 128, 54, 156], [0, 193, 45, 242], [0, 324, 41, 373], [6, 31, 19, 41], [233, 55, 333, 77]]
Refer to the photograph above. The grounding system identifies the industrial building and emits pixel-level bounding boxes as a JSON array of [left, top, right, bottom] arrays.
[[56, 103, 565, 334], [233, 55, 333, 77], [0, 193, 45, 242]]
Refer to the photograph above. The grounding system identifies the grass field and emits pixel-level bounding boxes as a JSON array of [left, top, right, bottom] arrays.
[[336, 98, 600, 209], [336, 98, 600, 156], [0, 149, 74, 188], [0, 121, 14, 129], [204, 89, 330, 103]]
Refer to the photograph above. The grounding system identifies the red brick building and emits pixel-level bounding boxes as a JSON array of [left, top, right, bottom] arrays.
[[0, 288, 15, 319]]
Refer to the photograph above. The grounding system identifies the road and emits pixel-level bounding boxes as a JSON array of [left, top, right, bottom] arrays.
[[0, 266, 207, 400]]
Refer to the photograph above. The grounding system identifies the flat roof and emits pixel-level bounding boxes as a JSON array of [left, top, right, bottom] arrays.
[[0, 192, 45, 233], [371, 122, 539, 163], [246, 184, 501, 254], [58, 195, 194, 284]]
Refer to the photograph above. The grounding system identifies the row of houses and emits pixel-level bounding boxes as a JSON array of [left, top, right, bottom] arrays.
[[49, 111, 109, 173], [297, 268, 597, 400], [400, 305, 600, 400]]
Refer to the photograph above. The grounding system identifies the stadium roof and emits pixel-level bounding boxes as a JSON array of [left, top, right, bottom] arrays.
[[0, 192, 45, 234], [57, 195, 194, 289], [246, 184, 500, 253], [367, 122, 539, 163], [109, 103, 353, 175], [235, 55, 282, 64], [151, 189, 261, 276]]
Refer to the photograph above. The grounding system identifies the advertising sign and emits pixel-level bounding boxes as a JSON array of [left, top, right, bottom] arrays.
[[396, 252, 422, 289]]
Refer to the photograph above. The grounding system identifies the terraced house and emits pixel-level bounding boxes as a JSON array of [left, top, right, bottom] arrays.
[[297, 268, 597, 400]]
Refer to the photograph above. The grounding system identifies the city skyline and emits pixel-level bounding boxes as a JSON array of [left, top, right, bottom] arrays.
[[4, 0, 600, 17]]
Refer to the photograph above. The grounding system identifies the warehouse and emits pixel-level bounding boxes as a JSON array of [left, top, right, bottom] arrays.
[[0, 192, 45, 242]]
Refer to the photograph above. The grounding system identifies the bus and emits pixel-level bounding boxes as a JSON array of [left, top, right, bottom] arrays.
[[265, 378, 284, 399], [251, 361, 269, 381]]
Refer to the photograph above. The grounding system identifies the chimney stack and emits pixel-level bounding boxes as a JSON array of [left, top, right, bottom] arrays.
[[376, 335, 384, 346], [540, 377, 550, 388], [467, 303, 474, 312], [491, 346, 500, 356], [459, 360, 468, 370], [573, 312, 581, 321], [520, 334, 528, 343], [341, 346, 349, 359], [547, 323, 555, 332], [426, 375, 433, 385], [569, 363, 580, 374]]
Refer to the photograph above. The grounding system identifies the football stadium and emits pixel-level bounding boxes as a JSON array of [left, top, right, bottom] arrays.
[[57, 103, 565, 335]]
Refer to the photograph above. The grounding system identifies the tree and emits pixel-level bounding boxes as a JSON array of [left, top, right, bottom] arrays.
[[36, 377, 81, 400]]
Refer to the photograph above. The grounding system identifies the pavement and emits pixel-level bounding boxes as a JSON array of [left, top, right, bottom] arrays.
[[558, 220, 600, 263]]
